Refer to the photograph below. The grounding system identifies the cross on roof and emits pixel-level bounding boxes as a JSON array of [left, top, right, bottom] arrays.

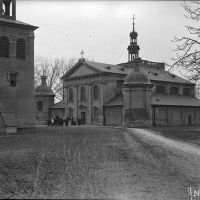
[[80, 50, 84, 58]]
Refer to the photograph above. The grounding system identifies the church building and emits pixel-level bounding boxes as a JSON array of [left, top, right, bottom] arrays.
[[61, 18, 200, 127], [0, 0, 38, 132]]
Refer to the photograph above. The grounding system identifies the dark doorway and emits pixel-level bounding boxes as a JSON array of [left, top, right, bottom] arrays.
[[81, 112, 85, 125], [188, 115, 192, 125]]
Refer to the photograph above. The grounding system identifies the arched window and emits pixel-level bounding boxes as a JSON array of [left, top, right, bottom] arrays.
[[156, 85, 165, 94], [0, 36, 9, 58], [37, 101, 43, 111], [183, 88, 190, 96], [170, 87, 178, 94], [69, 88, 74, 101], [93, 85, 98, 99], [16, 38, 26, 60], [80, 87, 86, 101], [93, 107, 99, 122]]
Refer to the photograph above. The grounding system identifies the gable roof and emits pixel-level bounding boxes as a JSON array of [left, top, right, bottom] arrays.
[[61, 59, 194, 85], [61, 60, 127, 80], [85, 61, 127, 75]]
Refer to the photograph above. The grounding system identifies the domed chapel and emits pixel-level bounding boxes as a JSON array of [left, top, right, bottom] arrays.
[[61, 16, 200, 127]]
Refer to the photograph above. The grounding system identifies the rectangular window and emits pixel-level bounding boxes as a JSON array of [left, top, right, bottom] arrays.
[[10, 73, 17, 87]]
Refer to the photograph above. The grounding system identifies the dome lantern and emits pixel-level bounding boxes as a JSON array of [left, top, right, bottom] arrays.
[[124, 57, 152, 85]]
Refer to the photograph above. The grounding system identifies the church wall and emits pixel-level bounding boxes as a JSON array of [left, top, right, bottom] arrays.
[[151, 80, 195, 97], [170, 106, 182, 125], [185, 107, 195, 125], [104, 106, 122, 126], [153, 106, 200, 126], [64, 73, 122, 125], [154, 106, 168, 125]]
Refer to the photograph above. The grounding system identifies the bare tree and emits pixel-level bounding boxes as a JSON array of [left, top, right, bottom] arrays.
[[34, 56, 78, 101], [35, 56, 93, 101], [169, 1, 200, 82]]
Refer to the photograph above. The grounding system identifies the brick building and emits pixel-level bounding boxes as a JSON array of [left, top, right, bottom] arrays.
[[0, 0, 38, 131], [61, 18, 200, 127]]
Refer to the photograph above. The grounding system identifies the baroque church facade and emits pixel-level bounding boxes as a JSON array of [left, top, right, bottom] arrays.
[[61, 18, 200, 127], [0, 0, 38, 131]]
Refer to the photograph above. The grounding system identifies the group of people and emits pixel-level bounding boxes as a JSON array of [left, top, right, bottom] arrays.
[[47, 116, 81, 126]]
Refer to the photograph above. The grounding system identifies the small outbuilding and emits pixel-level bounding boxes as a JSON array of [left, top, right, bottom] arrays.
[[49, 100, 65, 119], [0, 112, 17, 134]]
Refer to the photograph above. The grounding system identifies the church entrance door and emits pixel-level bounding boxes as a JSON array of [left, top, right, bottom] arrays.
[[81, 112, 85, 125]]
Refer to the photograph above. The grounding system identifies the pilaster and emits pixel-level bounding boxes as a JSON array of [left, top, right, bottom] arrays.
[[73, 85, 78, 122], [86, 83, 92, 124], [64, 86, 68, 119], [166, 83, 170, 95], [182, 107, 185, 125], [9, 42, 15, 58], [99, 83, 106, 124], [167, 106, 171, 125], [179, 84, 183, 96], [195, 107, 198, 125]]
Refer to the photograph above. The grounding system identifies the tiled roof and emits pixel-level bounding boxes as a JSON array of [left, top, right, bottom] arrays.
[[103, 93, 200, 107], [152, 94, 200, 106], [103, 93, 123, 107], [35, 85, 55, 95], [0, 18, 38, 29], [140, 65, 193, 84], [85, 61, 127, 75], [49, 100, 65, 109], [63, 60, 193, 85], [85, 61, 193, 85]]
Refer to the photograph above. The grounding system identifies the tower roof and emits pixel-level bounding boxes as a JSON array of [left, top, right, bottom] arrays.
[[129, 15, 138, 39], [35, 76, 55, 96], [128, 15, 140, 61]]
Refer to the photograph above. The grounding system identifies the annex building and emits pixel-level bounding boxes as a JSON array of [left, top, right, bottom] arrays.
[[61, 18, 200, 127], [0, 0, 38, 132]]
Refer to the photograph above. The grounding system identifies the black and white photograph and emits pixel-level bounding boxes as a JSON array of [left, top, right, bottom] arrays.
[[0, 0, 200, 199]]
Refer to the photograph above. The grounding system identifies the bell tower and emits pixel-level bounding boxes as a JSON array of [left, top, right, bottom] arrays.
[[0, 0, 16, 20], [0, 0, 38, 132], [127, 15, 140, 62]]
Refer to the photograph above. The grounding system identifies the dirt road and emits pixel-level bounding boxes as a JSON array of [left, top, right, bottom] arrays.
[[1, 126, 200, 199], [100, 128, 200, 200]]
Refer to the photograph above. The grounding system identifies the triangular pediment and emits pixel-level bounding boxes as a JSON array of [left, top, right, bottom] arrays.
[[64, 63, 102, 79]]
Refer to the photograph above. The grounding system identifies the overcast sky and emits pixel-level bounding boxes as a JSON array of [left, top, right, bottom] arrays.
[[16, 1, 197, 76]]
